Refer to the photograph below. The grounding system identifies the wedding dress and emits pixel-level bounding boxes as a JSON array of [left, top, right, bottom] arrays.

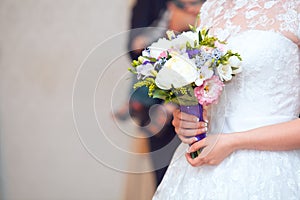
[[153, 0, 300, 199]]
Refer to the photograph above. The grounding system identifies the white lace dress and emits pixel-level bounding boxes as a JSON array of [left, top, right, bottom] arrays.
[[153, 0, 300, 199]]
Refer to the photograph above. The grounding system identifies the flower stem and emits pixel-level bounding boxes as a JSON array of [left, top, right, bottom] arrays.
[[190, 147, 204, 159]]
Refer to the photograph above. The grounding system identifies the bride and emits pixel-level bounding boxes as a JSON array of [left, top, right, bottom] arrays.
[[152, 0, 300, 199]]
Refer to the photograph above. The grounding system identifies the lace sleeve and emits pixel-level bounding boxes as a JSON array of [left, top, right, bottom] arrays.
[[199, 0, 300, 45], [298, 5, 300, 45]]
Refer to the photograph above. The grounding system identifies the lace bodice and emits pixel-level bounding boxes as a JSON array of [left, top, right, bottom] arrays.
[[199, 0, 300, 125], [200, 0, 300, 44]]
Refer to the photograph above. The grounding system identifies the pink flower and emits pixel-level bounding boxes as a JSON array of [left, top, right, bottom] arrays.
[[158, 51, 168, 59], [194, 75, 225, 106]]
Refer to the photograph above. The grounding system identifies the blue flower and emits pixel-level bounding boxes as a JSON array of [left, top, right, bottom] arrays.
[[195, 55, 207, 68], [212, 48, 223, 60], [155, 57, 167, 72]]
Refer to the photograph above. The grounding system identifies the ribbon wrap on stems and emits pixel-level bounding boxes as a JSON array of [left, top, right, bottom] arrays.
[[180, 104, 206, 159]]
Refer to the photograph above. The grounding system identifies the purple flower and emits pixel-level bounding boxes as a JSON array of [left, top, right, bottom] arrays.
[[142, 60, 151, 65], [186, 49, 201, 59]]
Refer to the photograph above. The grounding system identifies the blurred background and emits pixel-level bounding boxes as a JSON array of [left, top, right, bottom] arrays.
[[0, 0, 144, 199]]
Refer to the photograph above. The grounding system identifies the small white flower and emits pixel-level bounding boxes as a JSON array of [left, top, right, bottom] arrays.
[[142, 49, 150, 57], [166, 30, 176, 40], [229, 56, 242, 74], [195, 66, 214, 86], [217, 64, 232, 81], [171, 31, 198, 51], [147, 38, 172, 58], [146, 31, 197, 59], [155, 54, 198, 89], [203, 59, 213, 68], [136, 63, 154, 79]]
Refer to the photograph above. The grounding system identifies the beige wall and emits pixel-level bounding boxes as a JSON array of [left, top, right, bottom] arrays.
[[0, 0, 146, 199]]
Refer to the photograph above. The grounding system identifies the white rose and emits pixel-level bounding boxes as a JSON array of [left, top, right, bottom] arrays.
[[217, 64, 232, 81], [229, 56, 242, 74], [155, 55, 198, 90]]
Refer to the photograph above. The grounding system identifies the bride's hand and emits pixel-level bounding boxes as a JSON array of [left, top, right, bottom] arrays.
[[185, 134, 236, 166], [172, 109, 208, 144]]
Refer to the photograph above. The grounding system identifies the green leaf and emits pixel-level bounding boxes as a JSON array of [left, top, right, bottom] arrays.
[[143, 56, 157, 62], [194, 14, 200, 29], [205, 29, 210, 36], [189, 24, 196, 32], [198, 31, 203, 44], [186, 41, 192, 49], [152, 90, 168, 100]]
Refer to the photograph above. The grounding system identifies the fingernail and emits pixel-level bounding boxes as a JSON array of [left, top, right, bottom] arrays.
[[204, 127, 208, 132], [204, 122, 208, 127], [204, 119, 209, 123], [194, 137, 199, 142], [186, 147, 190, 153], [188, 146, 193, 153], [194, 117, 199, 122]]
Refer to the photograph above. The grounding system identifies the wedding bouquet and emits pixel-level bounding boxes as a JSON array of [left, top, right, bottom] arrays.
[[129, 27, 242, 158]]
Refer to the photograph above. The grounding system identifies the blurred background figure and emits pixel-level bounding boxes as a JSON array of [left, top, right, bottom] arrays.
[[115, 0, 205, 199], [0, 0, 206, 199], [0, 1, 134, 199]]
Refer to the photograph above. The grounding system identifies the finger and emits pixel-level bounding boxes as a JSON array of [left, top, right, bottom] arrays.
[[172, 118, 208, 129], [177, 135, 198, 144], [187, 138, 207, 153], [203, 110, 208, 123], [173, 109, 199, 122], [185, 152, 206, 167], [176, 127, 207, 137]]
